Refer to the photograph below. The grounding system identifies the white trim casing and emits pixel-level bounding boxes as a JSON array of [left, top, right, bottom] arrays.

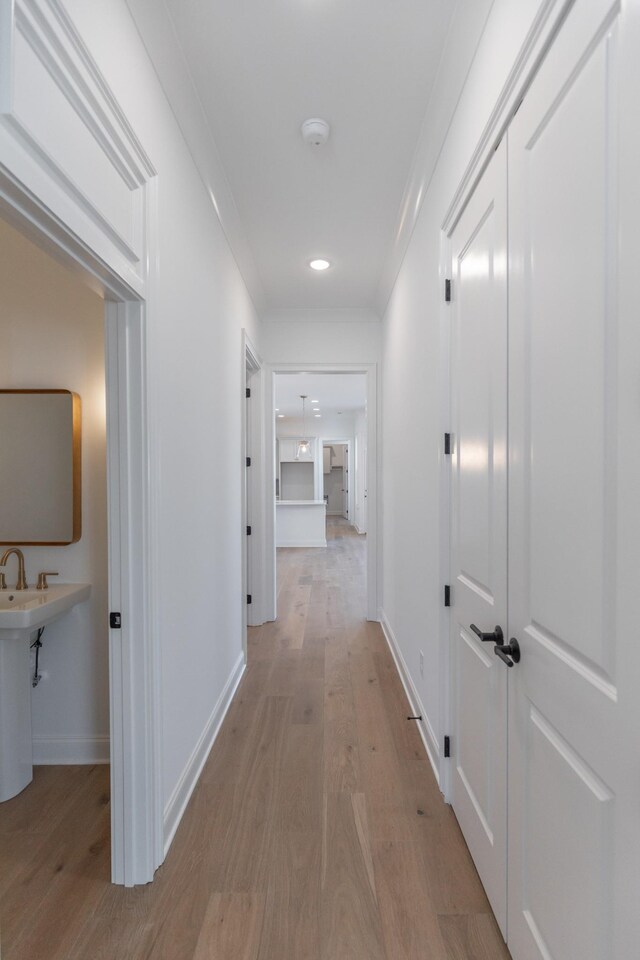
[[438, 233, 453, 800], [143, 177, 164, 883], [105, 301, 162, 886], [163, 653, 245, 855], [0, 0, 155, 294], [242, 331, 266, 629]]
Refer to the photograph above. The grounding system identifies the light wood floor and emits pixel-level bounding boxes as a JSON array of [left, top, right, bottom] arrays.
[[0, 518, 510, 959]]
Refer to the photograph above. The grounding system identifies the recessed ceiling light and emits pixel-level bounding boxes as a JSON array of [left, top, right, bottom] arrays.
[[309, 259, 330, 271], [311, 399, 319, 403], [314, 414, 321, 418], [277, 414, 285, 418]]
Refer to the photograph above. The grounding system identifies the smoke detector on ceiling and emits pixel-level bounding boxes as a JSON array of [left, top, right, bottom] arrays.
[[301, 118, 330, 146]]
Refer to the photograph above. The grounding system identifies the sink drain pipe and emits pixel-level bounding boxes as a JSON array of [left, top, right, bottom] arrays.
[[30, 627, 45, 688]]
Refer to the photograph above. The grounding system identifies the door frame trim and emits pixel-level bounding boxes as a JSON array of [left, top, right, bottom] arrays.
[[438, 231, 453, 800], [0, 168, 162, 887], [442, 0, 576, 238], [242, 331, 265, 635]]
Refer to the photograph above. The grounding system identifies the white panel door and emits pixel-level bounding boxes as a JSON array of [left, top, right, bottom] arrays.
[[508, 0, 640, 956], [449, 139, 508, 935]]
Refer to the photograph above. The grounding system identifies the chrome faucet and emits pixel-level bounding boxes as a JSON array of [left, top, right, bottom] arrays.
[[0, 548, 28, 590]]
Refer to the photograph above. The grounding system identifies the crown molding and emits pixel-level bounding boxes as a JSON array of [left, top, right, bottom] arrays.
[[125, 0, 266, 314], [262, 307, 381, 324], [0, 0, 157, 293], [375, 0, 494, 316]]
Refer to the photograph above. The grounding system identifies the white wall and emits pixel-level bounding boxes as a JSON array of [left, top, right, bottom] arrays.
[[0, 217, 108, 763], [262, 313, 381, 365], [52, 0, 263, 826], [381, 0, 554, 774], [280, 462, 314, 501], [276, 413, 356, 439]]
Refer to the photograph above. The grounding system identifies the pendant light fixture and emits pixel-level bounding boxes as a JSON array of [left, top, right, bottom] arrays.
[[296, 395, 311, 459]]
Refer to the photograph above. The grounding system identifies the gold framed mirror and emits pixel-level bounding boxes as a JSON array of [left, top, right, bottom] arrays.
[[0, 389, 81, 545]]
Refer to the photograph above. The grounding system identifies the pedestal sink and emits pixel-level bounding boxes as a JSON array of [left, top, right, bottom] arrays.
[[0, 583, 90, 802]]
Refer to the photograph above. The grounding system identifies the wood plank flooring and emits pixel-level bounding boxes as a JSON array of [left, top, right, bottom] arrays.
[[0, 518, 510, 959]]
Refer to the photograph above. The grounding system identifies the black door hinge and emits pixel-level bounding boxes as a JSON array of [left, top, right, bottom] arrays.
[[444, 433, 452, 455], [246, 456, 251, 467], [109, 612, 121, 629], [444, 585, 451, 607], [246, 525, 252, 536], [246, 387, 251, 398], [444, 735, 451, 758], [445, 278, 452, 302], [247, 594, 252, 605]]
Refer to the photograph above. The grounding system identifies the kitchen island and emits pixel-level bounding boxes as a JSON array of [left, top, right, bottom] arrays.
[[275, 500, 327, 547]]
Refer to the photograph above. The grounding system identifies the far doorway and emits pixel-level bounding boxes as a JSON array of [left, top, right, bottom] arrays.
[[322, 443, 350, 521], [271, 369, 374, 619]]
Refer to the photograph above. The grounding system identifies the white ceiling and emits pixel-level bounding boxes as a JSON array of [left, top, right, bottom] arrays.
[[161, 0, 456, 312], [274, 372, 366, 419]]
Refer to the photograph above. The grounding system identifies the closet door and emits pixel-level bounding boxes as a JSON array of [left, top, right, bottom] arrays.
[[508, 0, 639, 956], [449, 139, 508, 934]]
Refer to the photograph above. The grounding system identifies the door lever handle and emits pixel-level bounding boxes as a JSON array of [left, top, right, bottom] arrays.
[[494, 638, 521, 667], [470, 624, 504, 644]]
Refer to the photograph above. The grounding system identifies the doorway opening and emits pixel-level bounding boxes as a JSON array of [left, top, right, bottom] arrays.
[[267, 366, 377, 622], [323, 443, 348, 519], [0, 179, 160, 887], [0, 216, 112, 904]]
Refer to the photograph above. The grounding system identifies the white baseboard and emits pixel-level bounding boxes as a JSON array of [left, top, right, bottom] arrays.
[[379, 610, 441, 786], [32, 735, 110, 765], [276, 539, 327, 548], [163, 652, 246, 856]]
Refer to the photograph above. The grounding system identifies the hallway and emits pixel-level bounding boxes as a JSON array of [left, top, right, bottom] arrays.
[[243, 518, 510, 958], [0, 519, 509, 959]]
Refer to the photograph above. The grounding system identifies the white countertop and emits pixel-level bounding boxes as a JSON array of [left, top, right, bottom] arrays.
[[276, 500, 326, 506]]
